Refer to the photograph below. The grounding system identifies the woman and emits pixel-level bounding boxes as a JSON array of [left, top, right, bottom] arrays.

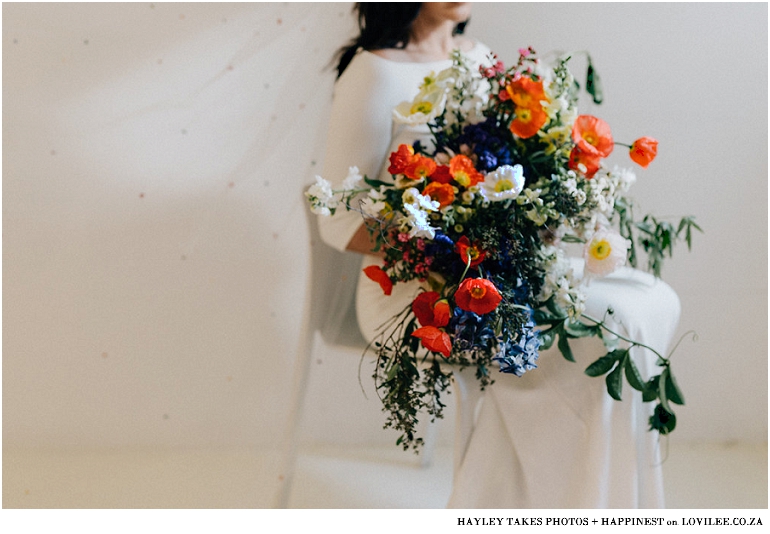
[[318, 2, 490, 342], [317, 3, 676, 509]]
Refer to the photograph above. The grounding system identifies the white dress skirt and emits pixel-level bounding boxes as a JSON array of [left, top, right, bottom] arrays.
[[318, 44, 678, 509]]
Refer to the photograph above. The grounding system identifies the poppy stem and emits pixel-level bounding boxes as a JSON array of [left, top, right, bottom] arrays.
[[458, 251, 473, 282]]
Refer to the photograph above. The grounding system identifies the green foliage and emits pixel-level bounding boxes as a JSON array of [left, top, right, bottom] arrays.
[[537, 300, 689, 439], [614, 197, 702, 278]]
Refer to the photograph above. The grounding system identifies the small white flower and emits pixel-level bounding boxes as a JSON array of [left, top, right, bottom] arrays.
[[584, 228, 630, 277], [360, 197, 387, 218], [480, 164, 525, 202], [341, 166, 363, 191], [613, 166, 637, 193], [402, 187, 439, 211], [402, 203, 436, 239], [305, 175, 339, 216]]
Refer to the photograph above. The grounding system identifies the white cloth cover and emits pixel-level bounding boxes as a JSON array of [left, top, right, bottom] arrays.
[[318, 44, 680, 509], [447, 263, 680, 509]]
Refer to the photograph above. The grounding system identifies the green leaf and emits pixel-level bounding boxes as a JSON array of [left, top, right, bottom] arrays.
[[585, 352, 620, 377], [363, 176, 392, 189], [642, 375, 660, 402], [538, 328, 556, 350], [386, 363, 400, 382], [586, 56, 603, 105], [665, 370, 686, 405], [624, 354, 647, 392], [533, 307, 562, 326], [605, 362, 624, 401], [557, 328, 575, 362], [658, 368, 672, 413], [564, 319, 600, 338]]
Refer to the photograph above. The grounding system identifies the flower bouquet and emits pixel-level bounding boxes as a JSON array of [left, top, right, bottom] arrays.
[[306, 48, 699, 451]]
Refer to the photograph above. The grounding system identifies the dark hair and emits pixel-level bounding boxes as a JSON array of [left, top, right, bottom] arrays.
[[334, 2, 468, 78]]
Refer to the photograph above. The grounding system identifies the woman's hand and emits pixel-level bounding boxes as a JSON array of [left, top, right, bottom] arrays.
[[346, 223, 387, 258]]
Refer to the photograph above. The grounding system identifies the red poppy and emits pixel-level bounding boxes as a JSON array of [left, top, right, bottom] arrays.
[[412, 292, 450, 328], [449, 155, 484, 187], [362, 265, 393, 296], [568, 146, 602, 179], [387, 144, 419, 175], [429, 164, 453, 184], [455, 236, 486, 267], [454, 278, 502, 315], [571, 115, 614, 158], [422, 181, 455, 209], [629, 136, 658, 168], [403, 155, 437, 181], [411, 326, 452, 358], [509, 105, 548, 139]]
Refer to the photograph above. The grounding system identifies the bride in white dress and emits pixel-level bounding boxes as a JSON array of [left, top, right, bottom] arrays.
[[318, 2, 678, 509]]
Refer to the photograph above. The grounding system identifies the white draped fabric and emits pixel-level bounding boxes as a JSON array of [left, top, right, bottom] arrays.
[[447, 262, 680, 508]]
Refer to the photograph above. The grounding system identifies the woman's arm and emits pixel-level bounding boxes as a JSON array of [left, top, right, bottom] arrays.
[[317, 53, 394, 256]]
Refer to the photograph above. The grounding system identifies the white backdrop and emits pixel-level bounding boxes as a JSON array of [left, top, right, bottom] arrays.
[[3, 2, 767, 458]]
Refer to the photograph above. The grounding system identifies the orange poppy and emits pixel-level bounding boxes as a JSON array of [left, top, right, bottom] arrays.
[[454, 278, 502, 315], [411, 326, 452, 357], [449, 155, 484, 187], [363, 265, 393, 296], [506, 77, 547, 109], [629, 137, 658, 168], [571, 115, 614, 158], [568, 146, 602, 179], [422, 181, 455, 208], [510, 105, 548, 139], [404, 155, 437, 181]]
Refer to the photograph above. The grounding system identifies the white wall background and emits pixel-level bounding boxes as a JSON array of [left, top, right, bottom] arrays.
[[3, 1, 767, 463]]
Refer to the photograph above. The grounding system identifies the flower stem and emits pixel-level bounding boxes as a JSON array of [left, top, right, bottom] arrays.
[[580, 312, 669, 365]]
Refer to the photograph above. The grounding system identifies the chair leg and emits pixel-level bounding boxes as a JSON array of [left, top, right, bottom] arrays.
[[272, 326, 316, 508], [420, 417, 439, 468]]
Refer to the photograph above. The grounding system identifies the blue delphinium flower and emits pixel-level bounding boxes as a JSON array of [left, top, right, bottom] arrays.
[[457, 118, 515, 173], [425, 231, 454, 254], [476, 149, 498, 171], [450, 308, 497, 353], [493, 317, 541, 377]]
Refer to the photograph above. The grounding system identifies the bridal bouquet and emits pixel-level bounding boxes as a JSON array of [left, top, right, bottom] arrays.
[[306, 48, 699, 450]]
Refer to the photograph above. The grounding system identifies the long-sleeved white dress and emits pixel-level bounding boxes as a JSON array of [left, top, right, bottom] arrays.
[[317, 44, 678, 509]]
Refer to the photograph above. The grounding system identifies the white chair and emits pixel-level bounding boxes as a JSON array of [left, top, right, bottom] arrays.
[[273, 204, 439, 508]]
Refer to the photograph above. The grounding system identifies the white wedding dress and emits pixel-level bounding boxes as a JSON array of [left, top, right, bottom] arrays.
[[317, 44, 678, 509]]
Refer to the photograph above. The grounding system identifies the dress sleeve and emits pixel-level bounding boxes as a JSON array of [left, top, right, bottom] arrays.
[[317, 53, 394, 252]]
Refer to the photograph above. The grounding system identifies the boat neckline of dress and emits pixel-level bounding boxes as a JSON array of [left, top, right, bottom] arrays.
[[360, 40, 482, 65]]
